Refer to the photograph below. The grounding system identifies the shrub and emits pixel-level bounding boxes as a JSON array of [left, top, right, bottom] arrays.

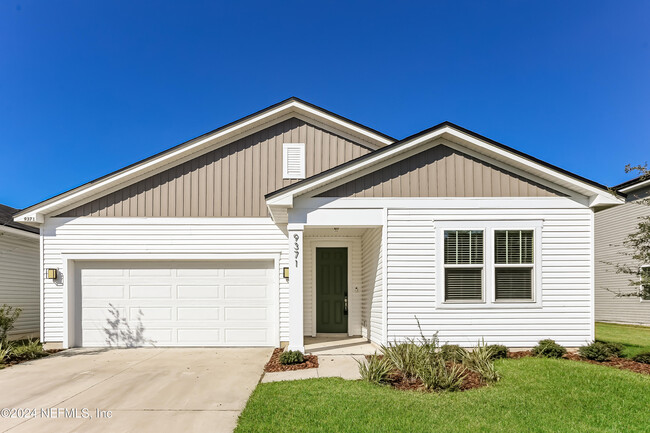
[[380, 341, 425, 380], [532, 339, 567, 358], [279, 350, 304, 365], [0, 344, 12, 363], [10, 339, 46, 361], [0, 305, 22, 348], [416, 358, 466, 391], [487, 344, 508, 360], [358, 355, 392, 384], [579, 341, 620, 362], [595, 341, 624, 358], [632, 352, 650, 364], [439, 344, 466, 363], [462, 341, 501, 383]]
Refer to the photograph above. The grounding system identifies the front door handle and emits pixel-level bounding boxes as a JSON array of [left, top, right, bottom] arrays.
[[344, 292, 348, 315]]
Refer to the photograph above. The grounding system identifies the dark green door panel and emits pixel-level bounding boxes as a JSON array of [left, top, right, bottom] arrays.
[[316, 248, 348, 333]]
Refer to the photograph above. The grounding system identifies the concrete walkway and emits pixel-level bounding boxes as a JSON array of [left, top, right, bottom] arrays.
[[0, 347, 271, 433], [261, 336, 378, 383]]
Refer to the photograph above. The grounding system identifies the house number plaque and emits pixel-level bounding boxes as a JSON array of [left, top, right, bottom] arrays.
[[293, 233, 300, 267]]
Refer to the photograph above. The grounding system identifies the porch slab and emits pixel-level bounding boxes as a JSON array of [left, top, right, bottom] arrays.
[[304, 336, 379, 356], [261, 369, 318, 383], [317, 355, 363, 380]]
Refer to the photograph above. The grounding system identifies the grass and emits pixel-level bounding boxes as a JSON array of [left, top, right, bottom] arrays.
[[596, 322, 650, 357], [236, 357, 650, 433]]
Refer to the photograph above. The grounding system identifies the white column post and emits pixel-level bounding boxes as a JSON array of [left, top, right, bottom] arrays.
[[287, 224, 305, 353]]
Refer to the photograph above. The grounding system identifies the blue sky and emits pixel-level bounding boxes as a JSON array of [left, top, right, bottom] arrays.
[[1, 1, 649, 208]]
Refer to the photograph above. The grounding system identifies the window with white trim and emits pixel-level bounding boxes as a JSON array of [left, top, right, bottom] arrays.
[[444, 230, 484, 301], [641, 266, 650, 301], [494, 230, 534, 301], [283, 143, 305, 179]]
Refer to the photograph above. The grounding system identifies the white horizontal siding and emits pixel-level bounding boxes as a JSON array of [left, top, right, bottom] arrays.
[[0, 232, 40, 339], [595, 188, 650, 325], [361, 227, 383, 345], [42, 217, 288, 343], [386, 204, 594, 347], [303, 236, 362, 336]]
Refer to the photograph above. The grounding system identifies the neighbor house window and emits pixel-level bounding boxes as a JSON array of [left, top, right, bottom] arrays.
[[283, 143, 305, 179], [641, 266, 650, 301], [494, 230, 534, 301], [444, 230, 484, 301]]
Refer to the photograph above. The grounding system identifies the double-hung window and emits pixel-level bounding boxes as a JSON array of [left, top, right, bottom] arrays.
[[641, 266, 650, 301], [444, 230, 484, 301], [494, 230, 534, 301]]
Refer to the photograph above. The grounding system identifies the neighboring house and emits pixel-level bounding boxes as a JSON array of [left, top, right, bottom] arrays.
[[14, 98, 623, 350], [595, 176, 650, 325], [0, 204, 40, 340]]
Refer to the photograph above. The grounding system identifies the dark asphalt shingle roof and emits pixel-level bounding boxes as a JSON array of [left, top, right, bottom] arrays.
[[0, 204, 39, 234]]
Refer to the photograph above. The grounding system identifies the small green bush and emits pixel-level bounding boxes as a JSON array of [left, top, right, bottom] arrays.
[[579, 341, 620, 362], [532, 339, 567, 358], [486, 344, 508, 360], [462, 342, 501, 383], [595, 341, 624, 358], [632, 352, 650, 364], [380, 342, 424, 380], [358, 355, 392, 384], [439, 344, 466, 363], [416, 358, 466, 391], [10, 339, 46, 361], [0, 344, 12, 363], [279, 350, 304, 365], [0, 305, 22, 348]]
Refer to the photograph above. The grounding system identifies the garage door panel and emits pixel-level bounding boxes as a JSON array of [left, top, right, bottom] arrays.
[[79, 261, 276, 347]]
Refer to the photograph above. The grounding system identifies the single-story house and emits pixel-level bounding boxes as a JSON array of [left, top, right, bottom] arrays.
[[14, 98, 624, 351], [595, 175, 650, 325], [0, 204, 40, 340]]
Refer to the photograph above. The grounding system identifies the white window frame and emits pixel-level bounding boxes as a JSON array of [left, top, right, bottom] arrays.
[[435, 220, 543, 309], [493, 229, 535, 303], [641, 265, 650, 302], [442, 230, 485, 303], [283, 143, 306, 179]]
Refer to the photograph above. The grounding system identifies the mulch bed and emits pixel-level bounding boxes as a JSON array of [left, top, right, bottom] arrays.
[[264, 348, 318, 372], [564, 352, 650, 375], [507, 350, 650, 375]]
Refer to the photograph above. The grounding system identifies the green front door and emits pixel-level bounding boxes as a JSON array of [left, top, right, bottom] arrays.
[[316, 248, 348, 333]]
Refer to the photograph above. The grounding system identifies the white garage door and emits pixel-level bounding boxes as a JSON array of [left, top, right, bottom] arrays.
[[79, 261, 277, 347]]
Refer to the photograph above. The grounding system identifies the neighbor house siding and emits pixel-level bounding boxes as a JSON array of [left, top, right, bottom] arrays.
[[0, 232, 40, 339], [361, 227, 383, 345], [595, 185, 650, 325], [384, 199, 594, 347], [303, 235, 362, 336], [318, 145, 563, 198], [59, 118, 372, 218], [41, 217, 290, 343]]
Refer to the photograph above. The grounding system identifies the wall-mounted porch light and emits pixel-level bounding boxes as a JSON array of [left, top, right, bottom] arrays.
[[283, 267, 289, 279], [46, 268, 58, 280]]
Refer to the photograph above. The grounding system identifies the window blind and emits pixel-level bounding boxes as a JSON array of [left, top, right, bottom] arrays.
[[495, 268, 532, 300], [445, 268, 483, 300], [495, 230, 533, 264], [495, 230, 534, 300], [444, 230, 483, 264]]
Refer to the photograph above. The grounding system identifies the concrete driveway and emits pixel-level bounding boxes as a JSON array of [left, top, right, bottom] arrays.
[[0, 347, 272, 433]]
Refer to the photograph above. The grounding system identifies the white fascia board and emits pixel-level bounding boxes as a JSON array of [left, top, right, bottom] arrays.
[[619, 178, 650, 193], [15, 100, 392, 222], [269, 125, 623, 208], [0, 225, 40, 239]]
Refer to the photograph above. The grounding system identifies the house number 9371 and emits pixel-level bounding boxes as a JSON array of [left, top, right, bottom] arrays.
[[293, 234, 300, 267]]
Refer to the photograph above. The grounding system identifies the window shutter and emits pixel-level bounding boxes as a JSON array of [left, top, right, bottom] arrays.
[[283, 143, 305, 179]]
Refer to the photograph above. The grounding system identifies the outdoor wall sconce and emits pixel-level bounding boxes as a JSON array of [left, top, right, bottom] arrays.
[[283, 267, 289, 279], [46, 268, 58, 280]]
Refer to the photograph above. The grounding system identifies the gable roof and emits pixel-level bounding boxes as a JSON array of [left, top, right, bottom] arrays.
[[615, 174, 650, 194], [266, 121, 624, 209], [14, 97, 395, 224], [0, 204, 39, 235]]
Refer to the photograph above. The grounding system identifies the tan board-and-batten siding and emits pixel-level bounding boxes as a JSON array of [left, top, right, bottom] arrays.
[[318, 145, 564, 198], [59, 118, 372, 218]]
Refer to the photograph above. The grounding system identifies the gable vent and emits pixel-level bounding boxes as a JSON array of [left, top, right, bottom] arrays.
[[283, 143, 305, 179]]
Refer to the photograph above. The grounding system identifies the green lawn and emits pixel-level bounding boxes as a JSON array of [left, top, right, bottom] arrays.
[[596, 322, 650, 357], [236, 358, 650, 433]]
